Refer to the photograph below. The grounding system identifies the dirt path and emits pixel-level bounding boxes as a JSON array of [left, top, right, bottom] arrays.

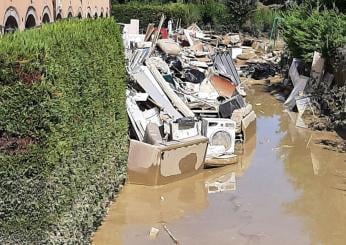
[[93, 86, 346, 245]]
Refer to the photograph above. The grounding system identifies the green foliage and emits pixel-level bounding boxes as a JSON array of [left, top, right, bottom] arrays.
[[0, 19, 128, 244], [301, 0, 346, 12], [260, 0, 286, 4], [113, 2, 197, 28], [224, 0, 257, 30], [280, 7, 346, 61], [200, 2, 231, 31], [112, 2, 231, 31], [245, 5, 280, 33]]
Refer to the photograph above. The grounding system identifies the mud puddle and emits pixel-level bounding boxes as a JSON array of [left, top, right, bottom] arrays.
[[93, 86, 346, 245]]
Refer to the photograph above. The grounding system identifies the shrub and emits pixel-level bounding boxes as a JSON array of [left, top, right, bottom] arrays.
[[112, 2, 231, 32], [280, 7, 346, 61], [0, 19, 128, 243], [200, 2, 231, 32], [243, 5, 281, 35], [224, 0, 257, 30], [113, 3, 199, 30], [301, 0, 346, 12], [245, 4, 280, 34]]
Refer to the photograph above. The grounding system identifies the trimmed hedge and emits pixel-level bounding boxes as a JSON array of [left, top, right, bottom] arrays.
[[112, 2, 231, 32], [0, 19, 128, 243]]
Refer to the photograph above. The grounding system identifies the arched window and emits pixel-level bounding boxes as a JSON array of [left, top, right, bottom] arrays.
[[87, 7, 92, 18], [77, 7, 82, 19], [25, 7, 37, 29], [94, 7, 98, 19], [3, 7, 19, 33], [4, 16, 18, 33], [56, 13, 62, 20], [67, 7, 73, 18], [42, 6, 52, 24], [25, 15, 36, 29], [42, 13, 50, 23]]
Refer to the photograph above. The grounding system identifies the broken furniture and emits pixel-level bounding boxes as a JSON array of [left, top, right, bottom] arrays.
[[127, 136, 208, 185]]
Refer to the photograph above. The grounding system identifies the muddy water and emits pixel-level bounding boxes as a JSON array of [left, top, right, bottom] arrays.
[[93, 86, 346, 245]]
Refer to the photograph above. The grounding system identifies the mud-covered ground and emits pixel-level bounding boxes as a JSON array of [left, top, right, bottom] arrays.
[[93, 86, 346, 245]]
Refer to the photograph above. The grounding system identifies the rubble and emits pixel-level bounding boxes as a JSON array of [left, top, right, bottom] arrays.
[[276, 50, 346, 134], [124, 17, 257, 184], [206, 172, 236, 193], [162, 224, 179, 244], [149, 227, 160, 240]]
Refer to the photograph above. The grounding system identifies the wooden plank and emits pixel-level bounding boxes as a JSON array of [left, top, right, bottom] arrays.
[[146, 58, 195, 117]]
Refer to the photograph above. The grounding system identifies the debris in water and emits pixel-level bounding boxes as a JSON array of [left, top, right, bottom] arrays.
[[124, 17, 257, 171], [306, 135, 312, 148], [272, 145, 294, 150], [149, 227, 160, 239], [206, 172, 236, 193], [162, 224, 179, 244]]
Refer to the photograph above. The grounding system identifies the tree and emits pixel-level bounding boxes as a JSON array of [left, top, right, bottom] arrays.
[[224, 0, 257, 29]]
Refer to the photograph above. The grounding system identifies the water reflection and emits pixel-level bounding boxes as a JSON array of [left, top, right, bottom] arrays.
[[278, 107, 346, 245], [94, 86, 345, 245], [93, 133, 256, 244]]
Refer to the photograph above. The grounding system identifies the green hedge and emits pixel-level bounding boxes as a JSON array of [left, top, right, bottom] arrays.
[[280, 7, 346, 61], [112, 2, 231, 32], [0, 19, 128, 243]]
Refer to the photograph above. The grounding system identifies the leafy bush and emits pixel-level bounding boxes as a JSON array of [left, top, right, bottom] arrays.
[[200, 2, 231, 31], [260, 0, 286, 4], [245, 4, 280, 33], [224, 0, 257, 30], [280, 7, 346, 61], [112, 2, 231, 32], [0, 19, 127, 243], [113, 3, 199, 29], [301, 0, 346, 12]]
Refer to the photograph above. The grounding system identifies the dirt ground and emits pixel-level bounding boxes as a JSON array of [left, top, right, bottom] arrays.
[[93, 85, 346, 245]]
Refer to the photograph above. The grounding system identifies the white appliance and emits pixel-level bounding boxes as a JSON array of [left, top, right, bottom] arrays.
[[202, 118, 236, 157], [170, 118, 199, 141]]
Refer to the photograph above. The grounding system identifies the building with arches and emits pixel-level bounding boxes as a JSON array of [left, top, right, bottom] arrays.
[[0, 0, 110, 34]]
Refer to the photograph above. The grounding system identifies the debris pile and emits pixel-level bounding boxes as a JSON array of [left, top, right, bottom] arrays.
[[280, 50, 346, 132], [123, 16, 257, 184]]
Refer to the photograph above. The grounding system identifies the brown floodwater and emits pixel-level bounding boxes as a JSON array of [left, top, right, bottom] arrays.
[[93, 86, 346, 245]]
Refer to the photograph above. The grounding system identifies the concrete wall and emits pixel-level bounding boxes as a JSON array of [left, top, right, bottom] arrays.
[[0, 0, 110, 33]]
